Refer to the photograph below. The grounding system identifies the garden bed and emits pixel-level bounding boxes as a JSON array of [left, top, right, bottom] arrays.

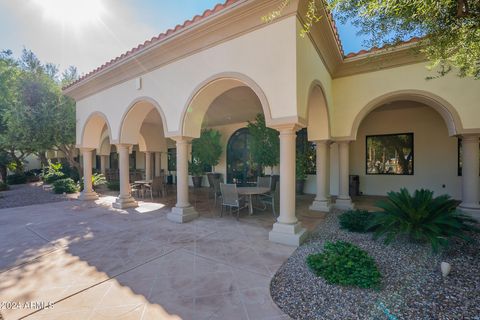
[[270, 209, 480, 319]]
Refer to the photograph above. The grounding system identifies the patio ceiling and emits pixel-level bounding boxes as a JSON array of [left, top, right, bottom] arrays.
[[202, 86, 263, 128]]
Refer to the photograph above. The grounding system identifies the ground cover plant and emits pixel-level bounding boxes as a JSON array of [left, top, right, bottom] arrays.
[[0, 181, 9, 191], [6, 173, 27, 185], [371, 188, 478, 252], [52, 178, 78, 194], [306, 240, 381, 289], [339, 209, 375, 233]]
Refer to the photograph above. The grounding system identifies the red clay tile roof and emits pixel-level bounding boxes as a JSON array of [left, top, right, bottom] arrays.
[[63, 0, 240, 90], [344, 37, 422, 58], [324, 10, 345, 57]]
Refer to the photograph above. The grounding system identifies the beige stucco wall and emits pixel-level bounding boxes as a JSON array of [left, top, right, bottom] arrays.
[[332, 63, 480, 139], [349, 103, 462, 199], [296, 19, 332, 139], [76, 16, 298, 146]]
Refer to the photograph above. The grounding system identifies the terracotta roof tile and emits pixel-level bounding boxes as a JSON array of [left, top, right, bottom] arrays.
[[344, 37, 422, 58], [63, 0, 240, 90]]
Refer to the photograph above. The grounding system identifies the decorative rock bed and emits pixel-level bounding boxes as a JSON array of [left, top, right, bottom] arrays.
[[270, 209, 480, 319]]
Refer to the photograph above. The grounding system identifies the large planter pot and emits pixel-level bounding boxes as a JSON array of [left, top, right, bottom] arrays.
[[296, 179, 305, 195], [192, 176, 203, 188], [167, 175, 173, 185], [207, 172, 222, 188]]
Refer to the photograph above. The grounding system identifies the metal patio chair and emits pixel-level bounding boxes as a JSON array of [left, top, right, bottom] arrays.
[[219, 183, 247, 220]]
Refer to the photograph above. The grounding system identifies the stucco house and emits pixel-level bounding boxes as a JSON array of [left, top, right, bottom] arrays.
[[63, 0, 480, 246]]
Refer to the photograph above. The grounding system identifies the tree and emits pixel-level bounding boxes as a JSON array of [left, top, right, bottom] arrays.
[[247, 113, 280, 173], [191, 129, 223, 172], [266, 0, 480, 79], [0, 49, 81, 176]]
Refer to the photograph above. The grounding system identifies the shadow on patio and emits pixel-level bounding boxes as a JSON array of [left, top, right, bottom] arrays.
[[0, 186, 328, 319]]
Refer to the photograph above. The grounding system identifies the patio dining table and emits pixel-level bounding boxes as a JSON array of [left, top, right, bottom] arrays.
[[237, 186, 270, 215], [133, 180, 152, 198]]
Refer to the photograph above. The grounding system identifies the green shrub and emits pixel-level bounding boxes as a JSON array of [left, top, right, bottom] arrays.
[[6, 173, 27, 185], [307, 241, 381, 289], [79, 173, 107, 191], [52, 178, 78, 194], [0, 181, 9, 191], [339, 209, 375, 233], [43, 171, 65, 184], [107, 181, 120, 191], [371, 188, 479, 252]]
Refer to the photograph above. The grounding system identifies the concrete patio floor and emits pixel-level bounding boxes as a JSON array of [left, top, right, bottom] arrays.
[[0, 187, 326, 320]]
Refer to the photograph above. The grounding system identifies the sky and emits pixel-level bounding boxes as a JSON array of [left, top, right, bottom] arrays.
[[0, 0, 364, 75]]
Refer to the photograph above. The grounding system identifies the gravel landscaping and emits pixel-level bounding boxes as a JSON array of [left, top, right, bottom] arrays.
[[0, 182, 75, 209], [271, 209, 480, 320]]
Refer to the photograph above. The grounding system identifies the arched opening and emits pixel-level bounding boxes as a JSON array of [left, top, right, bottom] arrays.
[[181, 75, 271, 187], [117, 99, 172, 186], [349, 99, 462, 200]]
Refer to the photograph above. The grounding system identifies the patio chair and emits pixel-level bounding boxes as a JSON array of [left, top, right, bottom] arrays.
[[212, 176, 222, 206], [141, 183, 152, 200], [151, 176, 166, 198], [257, 176, 272, 189], [259, 181, 280, 218], [219, 183, 246, 220], [131, 183, 142, 198]]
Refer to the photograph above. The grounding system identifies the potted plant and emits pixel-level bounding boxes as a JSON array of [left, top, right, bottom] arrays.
[[192, 128, 223, 187], [296, 153, 307, 195], [247, 113, 280, 175], [189, 158, 204, 188]]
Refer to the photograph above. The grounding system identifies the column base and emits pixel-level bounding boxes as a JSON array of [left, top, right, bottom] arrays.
[[112, 196, 138, 209], [309, 199, 331, 212], [167, 206, 198, 223], [334, 198, 355, 210], [459, 203, 480, 222], [269, 222, 307, 246], [78, 191, 99, 201]]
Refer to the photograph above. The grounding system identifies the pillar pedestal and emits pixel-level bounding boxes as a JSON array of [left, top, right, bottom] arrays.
[[334, 141, 354, 210], [268, 124, 307, 246], [79, 148, 98, 201], [269, 222, 307, 246], [310, 140, 331, 212], [113, 144, 137, 209], [168, 137, 198, 223], [458, 135, 480, 220]]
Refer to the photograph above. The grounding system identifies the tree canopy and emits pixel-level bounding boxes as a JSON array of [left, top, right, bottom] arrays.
[[0, 49, 79, 180], [266, 0, 480, 79]]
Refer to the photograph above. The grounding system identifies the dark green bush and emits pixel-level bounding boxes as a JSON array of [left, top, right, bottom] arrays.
[[6, 173, 27, 185], [371, 188, 479, 252], [339, 209, 375, 233], [0, 181, 9, 191], [43, 171, 65, 184], [307, 241, 381, 289], [52, 178, 78, 194], [107, 181, 120, 191]]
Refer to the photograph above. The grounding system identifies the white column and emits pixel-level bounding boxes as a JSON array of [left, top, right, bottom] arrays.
[[100, 155, 107, 175], [459, 135, 480, 218], [335, 140, 354, 209], [154, 152, 161, 176], [113, 144, 137, 209], [310, 140, 331, 212], [269, 125, 307, 246], [167, 137, 198, 223], [145, 151, 152, 180], [79, 148, 98, 201]]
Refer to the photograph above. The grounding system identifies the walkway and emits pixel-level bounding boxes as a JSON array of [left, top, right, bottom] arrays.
[[0, 190, 325, 320]]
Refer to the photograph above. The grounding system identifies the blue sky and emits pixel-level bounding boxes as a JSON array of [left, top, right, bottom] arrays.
[[0, 0, 364, 74]]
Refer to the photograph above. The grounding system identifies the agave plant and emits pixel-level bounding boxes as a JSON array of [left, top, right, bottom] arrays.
[[371, 188, 479, 252]]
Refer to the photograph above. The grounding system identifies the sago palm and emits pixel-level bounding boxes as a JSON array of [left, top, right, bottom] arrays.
[[370, 188, 478, 252]]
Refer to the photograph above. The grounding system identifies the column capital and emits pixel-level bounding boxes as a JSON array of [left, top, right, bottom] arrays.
[[460, 135, 480, 142], [170, 136, 194, 144], [79, 147, 95, 152], [115, 143, 132, 149], [333, 139, 354, 145], [269, 123, 304, 133], [314, 139, 331, 145]]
